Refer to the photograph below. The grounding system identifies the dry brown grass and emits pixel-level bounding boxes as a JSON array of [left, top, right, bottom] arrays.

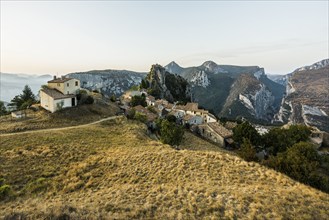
[[0, 102, 119, 134], [1, 119, 329, 219]]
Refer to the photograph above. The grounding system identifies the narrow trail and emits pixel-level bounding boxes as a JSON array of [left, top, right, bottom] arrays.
[[0, 115, 122, 137]]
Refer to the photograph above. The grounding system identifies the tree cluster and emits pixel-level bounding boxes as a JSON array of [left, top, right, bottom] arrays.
[[130, 95, 147, 107], [158, 119, 184, 146], [232, 122, 329, 193], [9, 85, 37, 110]]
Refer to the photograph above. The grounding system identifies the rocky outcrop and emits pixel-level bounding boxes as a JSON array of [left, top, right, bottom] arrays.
[[145, 64, 191, 103], [67, 70, 146, 97]]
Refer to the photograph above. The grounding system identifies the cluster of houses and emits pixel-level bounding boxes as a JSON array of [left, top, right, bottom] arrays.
[[121, 90, 235, 148]]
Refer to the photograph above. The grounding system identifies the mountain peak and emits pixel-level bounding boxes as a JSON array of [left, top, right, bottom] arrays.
[[294, 58, 329, 73], [167, 61, 181, 68], [202, 60, 218, 67], [165, 61, 184, 75]]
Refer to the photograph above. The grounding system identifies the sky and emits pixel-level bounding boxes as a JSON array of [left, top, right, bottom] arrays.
[[0, 1, 328, 75]]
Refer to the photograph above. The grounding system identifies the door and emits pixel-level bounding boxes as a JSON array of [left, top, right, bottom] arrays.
[[72, 98, 76, 106]]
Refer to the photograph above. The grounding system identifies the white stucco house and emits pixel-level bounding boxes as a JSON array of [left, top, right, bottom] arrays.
[[40, 76, 80, 113]]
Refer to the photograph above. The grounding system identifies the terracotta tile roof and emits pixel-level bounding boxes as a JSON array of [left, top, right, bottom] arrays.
[[207, 122, 233, 138], [183, 114, 194, 121], [146, 95, 155, 102], [185, 103, 199, 111], [48, 77, 74, 83], [41, 88, 75, 100], [224, 121, 237, 130]]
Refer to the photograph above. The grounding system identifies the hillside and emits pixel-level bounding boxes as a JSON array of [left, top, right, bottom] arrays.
[[1, 119, 329, 219], [0, 101, 119, 134]]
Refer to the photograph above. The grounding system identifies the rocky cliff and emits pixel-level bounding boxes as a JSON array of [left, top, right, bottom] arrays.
[[274, 59, 329, 131], [67, 70, 146, 97], [219, 74, 276, 122], [144, 64, 191, 103]]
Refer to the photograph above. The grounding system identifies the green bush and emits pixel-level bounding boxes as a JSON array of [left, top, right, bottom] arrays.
[[126, 109, 136, 120], [130, 95, 146, 107], [263, 125, 311, 155], [160, 120, 184, 146], [0, 184, 14, 200], [238, 138, 258, 162], [134, 112, 147, 123], [233, 121, 261, 146]]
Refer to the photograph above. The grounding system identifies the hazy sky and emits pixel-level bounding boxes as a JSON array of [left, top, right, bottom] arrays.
[[1, 1, 328, 75]]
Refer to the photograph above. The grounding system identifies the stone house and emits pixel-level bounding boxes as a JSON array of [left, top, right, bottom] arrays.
[[40, 76, 80, 113], [198, 122, 234, 148]]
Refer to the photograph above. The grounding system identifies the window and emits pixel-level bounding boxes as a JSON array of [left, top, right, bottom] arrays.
[[67, 91, 69, 94], [57, 83, 60, 86], [67, 83, 69, 87], [75, 81, 78, 86]]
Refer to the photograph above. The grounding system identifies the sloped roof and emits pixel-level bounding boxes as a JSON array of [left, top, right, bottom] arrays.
[[207, 122, 233, 138], [41, 88, 75, 100], [146, 95, 155, 102], [48, 77, 74, 83], [185, 103, 199, 111]]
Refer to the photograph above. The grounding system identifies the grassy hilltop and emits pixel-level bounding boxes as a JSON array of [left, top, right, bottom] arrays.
[[1, 118, 329, 219]]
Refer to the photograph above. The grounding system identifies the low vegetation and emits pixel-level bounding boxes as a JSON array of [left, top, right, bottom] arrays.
[[1, 119, 329, 219]]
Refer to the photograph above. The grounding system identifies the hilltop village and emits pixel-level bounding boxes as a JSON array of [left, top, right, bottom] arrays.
[[121, 89, 240, 149]]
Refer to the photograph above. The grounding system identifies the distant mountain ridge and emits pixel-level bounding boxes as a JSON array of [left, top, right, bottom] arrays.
[[67, 69, 147, 97]]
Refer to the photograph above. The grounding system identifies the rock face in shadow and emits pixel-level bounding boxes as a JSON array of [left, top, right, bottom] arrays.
[[145, 64, 191, 103]]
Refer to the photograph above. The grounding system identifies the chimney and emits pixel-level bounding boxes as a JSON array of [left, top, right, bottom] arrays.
[[53, 75, 56, 80], [61, 75, 65, 80]]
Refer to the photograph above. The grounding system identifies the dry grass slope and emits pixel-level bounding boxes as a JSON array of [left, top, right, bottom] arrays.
[[0, 102, 119, 134], [1, 119, 329, 219]]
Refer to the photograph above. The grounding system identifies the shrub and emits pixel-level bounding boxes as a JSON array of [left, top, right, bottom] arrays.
[[263, 125, 311, 155], [147, 106, 157, 114], [233, 121, 261, 146], [160, 119, 184, 146], [131, 95, 146, 107], [238, 138, 258, 162], [0, 184, 14, 200], [126, 109, 136, 120], [134, 112, 147, 123], [85, 96, 94, 105], [110, 95, 116, 102]]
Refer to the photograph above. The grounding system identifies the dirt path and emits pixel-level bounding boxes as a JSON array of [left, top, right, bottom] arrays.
[[0, 115, 122, 137]]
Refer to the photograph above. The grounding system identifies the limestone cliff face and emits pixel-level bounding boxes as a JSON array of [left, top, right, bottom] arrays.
[[274, 59, 329, 131], [67, 70, 146, 97], [220, 74, 276, 122], [145, 64, 191, 103]]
